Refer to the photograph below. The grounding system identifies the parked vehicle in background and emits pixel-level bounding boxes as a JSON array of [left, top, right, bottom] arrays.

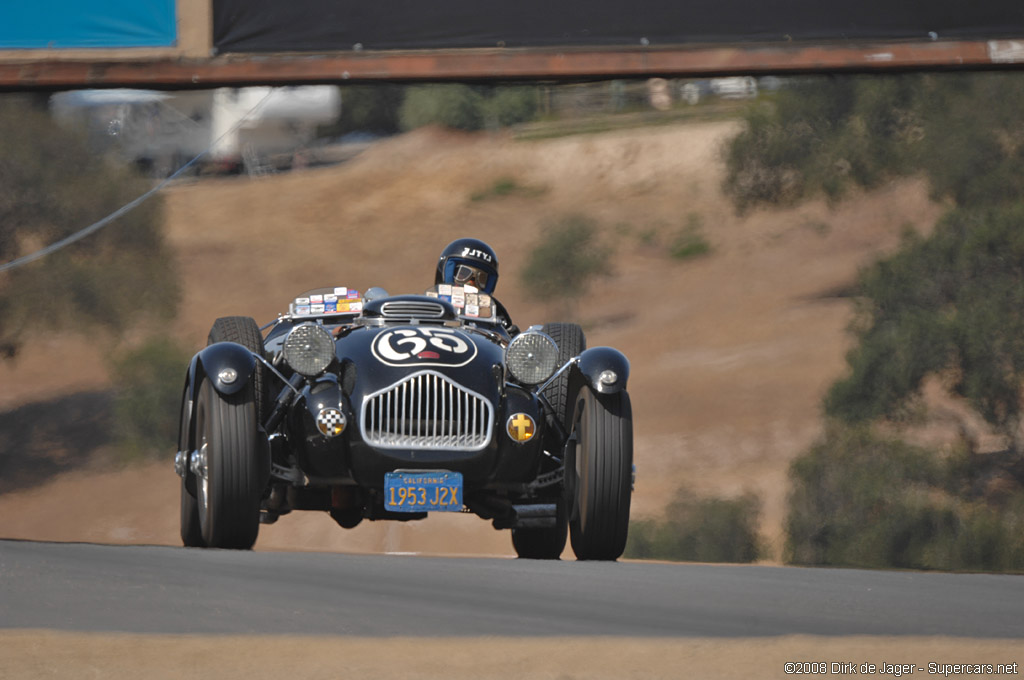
[[50, 86, 341, 176], [681, 76, 759, 105], [711, 76, 759, 99]]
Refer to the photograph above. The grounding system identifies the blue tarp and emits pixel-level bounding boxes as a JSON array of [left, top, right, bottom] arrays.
[[1, 1, 176, 48]]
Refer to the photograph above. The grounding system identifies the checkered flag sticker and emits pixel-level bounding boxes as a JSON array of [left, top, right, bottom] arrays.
[[316, 408, 346, 437]]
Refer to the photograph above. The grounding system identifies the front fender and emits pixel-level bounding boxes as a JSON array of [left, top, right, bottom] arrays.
[[179, 342, 259, 484], [573, 346, 630, 395], [192, 341, 257, 397]]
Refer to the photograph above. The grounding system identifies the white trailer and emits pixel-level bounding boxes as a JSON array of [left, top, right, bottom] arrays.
[[51, 86, 342, 176]]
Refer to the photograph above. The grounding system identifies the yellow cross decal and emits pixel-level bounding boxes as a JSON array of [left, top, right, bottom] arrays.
[[509, 414, 535, 441]]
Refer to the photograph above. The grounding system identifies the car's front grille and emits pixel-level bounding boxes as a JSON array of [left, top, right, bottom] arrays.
[[360, 370, 493, 450], [380, 300, 446, 318]]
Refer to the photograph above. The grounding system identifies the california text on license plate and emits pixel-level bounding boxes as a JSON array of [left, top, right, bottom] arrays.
[[385, 471, 463, 512]]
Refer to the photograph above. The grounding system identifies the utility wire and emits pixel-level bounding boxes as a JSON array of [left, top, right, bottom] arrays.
[[0, 89, 275, 274]]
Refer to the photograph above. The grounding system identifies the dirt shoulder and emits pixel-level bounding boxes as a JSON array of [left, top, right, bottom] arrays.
[[2, 632, 1021, 679]]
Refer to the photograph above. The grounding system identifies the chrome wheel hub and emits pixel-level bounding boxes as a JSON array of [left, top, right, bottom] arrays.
[[191, 440, 210, 516]]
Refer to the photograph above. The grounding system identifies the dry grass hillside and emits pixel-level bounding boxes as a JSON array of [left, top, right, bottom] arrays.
[[0, 119, 949, 558]]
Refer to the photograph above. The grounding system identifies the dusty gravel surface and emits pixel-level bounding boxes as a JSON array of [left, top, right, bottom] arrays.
[[2, 633, 1022, 679]]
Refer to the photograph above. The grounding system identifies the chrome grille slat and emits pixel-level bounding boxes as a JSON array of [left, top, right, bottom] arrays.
[[380, 301, 446, 318], [447, 381, 454, 442], [361, 370, 493, 450], [400, 381, 407, 443]]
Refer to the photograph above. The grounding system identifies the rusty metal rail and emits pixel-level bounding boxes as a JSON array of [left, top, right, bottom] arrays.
[[2, 39, 1023, 90]]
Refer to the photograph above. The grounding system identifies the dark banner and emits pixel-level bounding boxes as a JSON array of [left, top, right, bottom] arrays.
[[213, 0, 1024, 53]]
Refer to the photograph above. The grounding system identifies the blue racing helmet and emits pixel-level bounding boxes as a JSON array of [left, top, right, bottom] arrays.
[[435, 238, 499, 294]]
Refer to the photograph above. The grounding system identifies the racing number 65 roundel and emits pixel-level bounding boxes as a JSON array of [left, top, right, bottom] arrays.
[[371, 327, 478, 367]]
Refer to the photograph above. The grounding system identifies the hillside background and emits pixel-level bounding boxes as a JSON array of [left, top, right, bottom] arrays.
[[0, 114, 956, 558]]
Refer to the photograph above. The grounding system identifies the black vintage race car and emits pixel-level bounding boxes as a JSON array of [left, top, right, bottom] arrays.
[[174, 284, 633, 559]]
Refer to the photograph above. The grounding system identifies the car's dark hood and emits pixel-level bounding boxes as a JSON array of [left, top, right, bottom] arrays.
[[336, 323, 505, 403]]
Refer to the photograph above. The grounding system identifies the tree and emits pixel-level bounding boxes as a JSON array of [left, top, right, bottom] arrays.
[[398, 84, 540, 133], [723, 75, 922, 211], [826, 204, 1024, 448], [321, 85, 404, 137], [399, 85, 485, 131], [0, 95, 179, 358], [723, 72, 1024, 450], [914, 73, 1024, 208], [724, 72, 1024, 213], [784, 423, 1024, 571]]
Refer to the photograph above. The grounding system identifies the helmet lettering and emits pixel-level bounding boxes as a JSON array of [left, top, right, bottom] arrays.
[[460, 247, 493, 263]]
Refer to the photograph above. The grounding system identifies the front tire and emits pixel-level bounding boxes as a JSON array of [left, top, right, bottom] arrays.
[[195, 376, 262, 549], [180, 477, 203, 547], [568, 388, 633, 561]]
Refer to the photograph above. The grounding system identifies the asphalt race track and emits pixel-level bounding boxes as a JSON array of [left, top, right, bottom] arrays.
[[1, 540, 1022, 637]]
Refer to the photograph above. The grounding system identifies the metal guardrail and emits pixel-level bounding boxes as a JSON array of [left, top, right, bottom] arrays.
[[2, 40, 1024, 90]]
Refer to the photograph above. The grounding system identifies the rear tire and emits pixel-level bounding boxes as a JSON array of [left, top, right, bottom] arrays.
[[195, 376, 262, 549], [540, 323, 586, 429], [568, 388, 633, 561], [208, 316, 268, 427], [511, 500, 568, 559]]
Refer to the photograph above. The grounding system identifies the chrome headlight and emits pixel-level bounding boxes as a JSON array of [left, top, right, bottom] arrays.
[[282, 323, 335, 377], [505, 331, 559, 386]]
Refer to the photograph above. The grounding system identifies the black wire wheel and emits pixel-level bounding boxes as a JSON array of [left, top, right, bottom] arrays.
[[178, 384, 203, 547], [568, 387, 633, 561]]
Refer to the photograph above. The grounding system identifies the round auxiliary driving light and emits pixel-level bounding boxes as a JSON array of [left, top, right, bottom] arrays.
[[283, 323, 335, 377], [505, 332, 560, 386]]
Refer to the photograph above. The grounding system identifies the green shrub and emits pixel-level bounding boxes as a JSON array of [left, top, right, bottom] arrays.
[[398, 85, 540, 133], [626, 487, 762, 562], [322, 85, 404, 136], [469, 176, 545, 202], [637, 227, 659, 247], [110, 337, 191, 459], [520, 215, 610, 309], [785, 424, 1024, 571], [481, 86, 539, 128], [399, 85, 485, 131], [669, 213, 712, 260]]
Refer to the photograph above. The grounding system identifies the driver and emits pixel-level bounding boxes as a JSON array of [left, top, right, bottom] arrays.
[[435, 238, 518, 335]]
